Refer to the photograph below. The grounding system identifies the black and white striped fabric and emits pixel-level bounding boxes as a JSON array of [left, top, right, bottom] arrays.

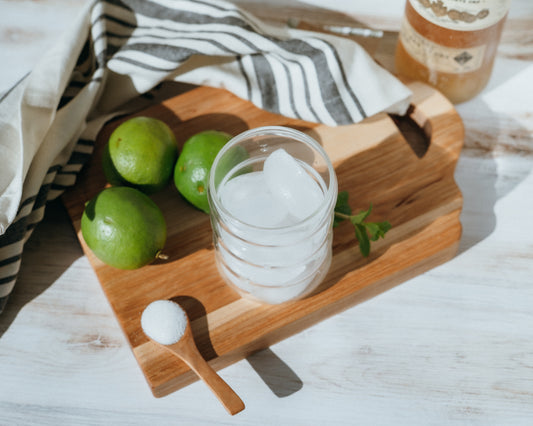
[[0, 0, 411, 313]]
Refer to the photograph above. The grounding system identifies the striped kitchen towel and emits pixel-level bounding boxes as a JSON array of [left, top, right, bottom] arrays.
[[0, 0, 411, 313]]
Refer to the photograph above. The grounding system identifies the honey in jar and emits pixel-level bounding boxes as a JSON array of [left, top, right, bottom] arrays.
[[395, 0, 511, 104]]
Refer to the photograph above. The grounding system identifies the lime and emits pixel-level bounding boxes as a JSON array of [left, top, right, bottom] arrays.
[[103, 116, 178, 194], [174, 130, 232, 213], [81, 186, 167, 270]]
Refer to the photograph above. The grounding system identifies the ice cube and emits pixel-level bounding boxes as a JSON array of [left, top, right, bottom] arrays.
[[263, 149, 324, 221], [218, 171, 289, 227]]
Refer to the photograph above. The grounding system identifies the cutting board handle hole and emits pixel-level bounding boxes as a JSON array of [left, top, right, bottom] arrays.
[[389, 104, 431, 158]]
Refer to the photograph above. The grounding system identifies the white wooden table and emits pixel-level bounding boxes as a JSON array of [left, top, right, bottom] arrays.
[[1, 1, 532, 424]]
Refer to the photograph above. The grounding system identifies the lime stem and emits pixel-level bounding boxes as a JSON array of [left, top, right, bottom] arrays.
[[156, 252, 169, 260]]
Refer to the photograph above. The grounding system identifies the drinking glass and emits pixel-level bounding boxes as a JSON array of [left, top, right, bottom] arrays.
[[207, 126, 337, 304]]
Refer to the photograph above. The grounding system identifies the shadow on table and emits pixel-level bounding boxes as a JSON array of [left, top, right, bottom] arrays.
[[454, 71, 533, 254], [246, 348, 303, 397], [0, 200, 83, 338]]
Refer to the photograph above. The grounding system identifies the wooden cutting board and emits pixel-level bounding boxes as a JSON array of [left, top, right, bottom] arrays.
[[62, 80, 463, 398]]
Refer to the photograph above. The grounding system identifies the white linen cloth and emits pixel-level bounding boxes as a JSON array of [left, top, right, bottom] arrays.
[[0, 0, 411, 312]]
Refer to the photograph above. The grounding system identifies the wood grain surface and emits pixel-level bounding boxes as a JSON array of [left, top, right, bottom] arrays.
[[62, 80, 464, 397]]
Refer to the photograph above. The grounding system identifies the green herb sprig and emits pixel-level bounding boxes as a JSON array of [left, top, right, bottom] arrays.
[[333, 191, 391, 257]]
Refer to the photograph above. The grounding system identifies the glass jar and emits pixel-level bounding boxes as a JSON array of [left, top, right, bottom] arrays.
[[207, 126, 338, 304], [395, 0, 511, 104]]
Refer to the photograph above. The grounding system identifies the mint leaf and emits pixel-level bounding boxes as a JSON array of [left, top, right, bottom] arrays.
[[349, 203, 372, 224], [333, 193, 391, 257], [333, 190, 352, 227], [354, 223, 370, 257], [365, 221, 392, 241]]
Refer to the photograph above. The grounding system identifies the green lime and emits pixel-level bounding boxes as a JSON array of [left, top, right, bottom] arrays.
[[81, 186, 167, 270], [103, 116, 178, 194], [174, 130, 232, 213]]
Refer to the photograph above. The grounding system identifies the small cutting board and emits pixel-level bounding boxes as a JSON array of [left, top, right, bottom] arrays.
[[62, 80, 463, 397]]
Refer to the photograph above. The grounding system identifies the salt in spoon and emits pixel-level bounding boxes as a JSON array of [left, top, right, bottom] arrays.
[[141, 300, 245, 415]]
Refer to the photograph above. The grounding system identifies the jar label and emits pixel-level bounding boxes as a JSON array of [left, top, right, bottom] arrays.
[[408, 0, 511, 31], [399, 18, 486, 73]]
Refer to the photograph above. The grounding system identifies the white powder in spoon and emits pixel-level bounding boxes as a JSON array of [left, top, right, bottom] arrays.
[[141, 300, 188, 345]]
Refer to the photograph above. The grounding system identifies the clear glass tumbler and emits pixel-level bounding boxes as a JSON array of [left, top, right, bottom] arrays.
[[207, 126, 338, 304]]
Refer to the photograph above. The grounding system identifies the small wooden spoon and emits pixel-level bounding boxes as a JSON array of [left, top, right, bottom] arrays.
[[144, 303, 245, 415]]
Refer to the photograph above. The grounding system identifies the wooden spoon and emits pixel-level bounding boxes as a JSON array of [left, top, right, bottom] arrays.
[[143, 302, 245, 415]]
